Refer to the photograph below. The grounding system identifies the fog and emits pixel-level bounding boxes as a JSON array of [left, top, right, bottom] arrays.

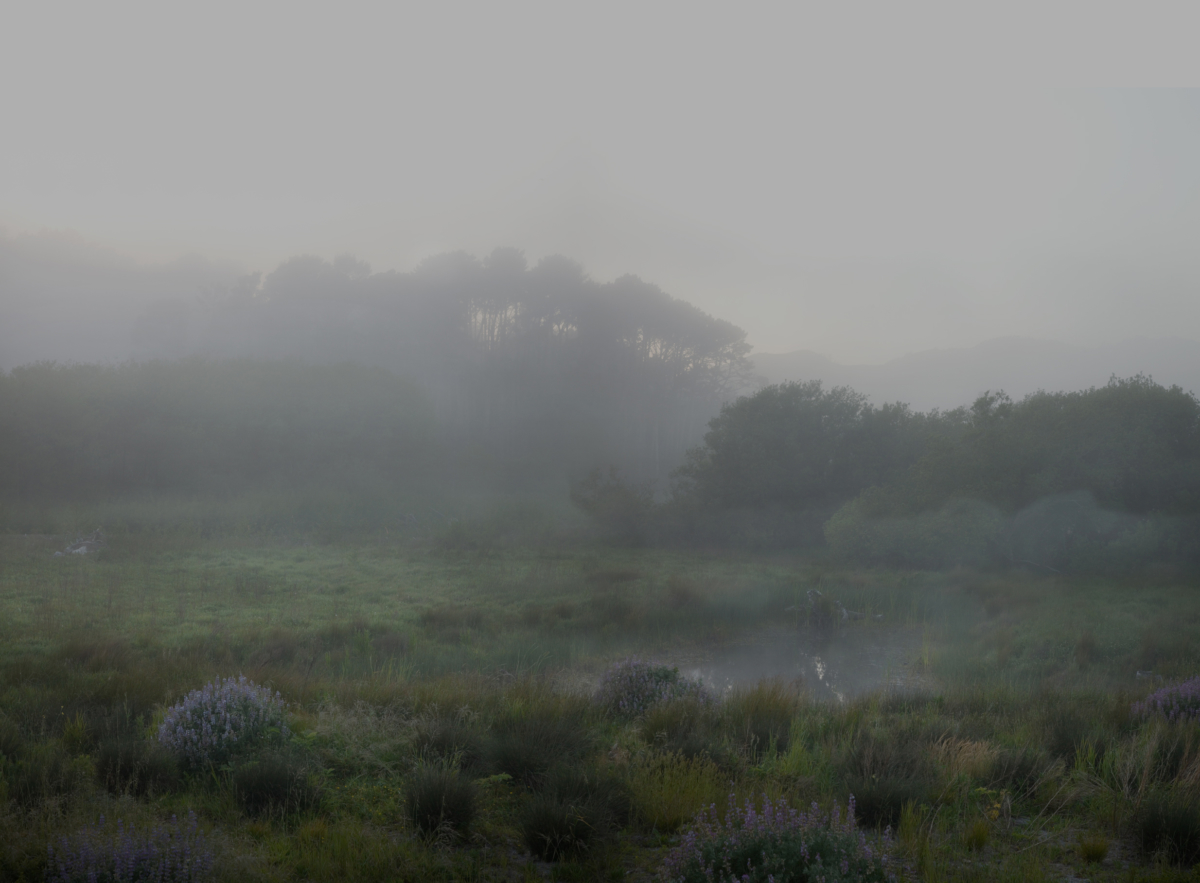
[[3, 6, 1200, 361], [6, 15, 1200, 873]]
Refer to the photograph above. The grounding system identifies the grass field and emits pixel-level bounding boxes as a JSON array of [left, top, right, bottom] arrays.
[[3, 517, 1200, 881]]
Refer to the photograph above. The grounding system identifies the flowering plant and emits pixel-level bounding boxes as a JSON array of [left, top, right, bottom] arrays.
[[158, 676, 289, 768], [1132, 676, 1200, 724], [595, 658, 710, 719], [662, 794, 895, 883], [46, 810, 213, 883]]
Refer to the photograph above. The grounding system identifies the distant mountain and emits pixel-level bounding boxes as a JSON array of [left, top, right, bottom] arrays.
[[751, 337, 1200, 412]]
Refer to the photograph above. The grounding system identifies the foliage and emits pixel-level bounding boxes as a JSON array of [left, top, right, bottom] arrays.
[[1132, 791, 1200, 866], [1133, 677, 1200, 724], [95, 737, 180, 797], [157, 676, 289, 769], [661, 794, 895, 883], [232, 754, 321, 816], [630, 751, 725, 833], [45, 811, 213, 883], [570, 467, 654, 544], [595, 658, 711, 719], [489, 709, 594, 787], [721, 680, 801, 757], [673, 381, 947, 514], [405, 766, 477, 839], [825, 496, 1004, 567], [0, 359, 432, 502], [519, 793, 606, 862]]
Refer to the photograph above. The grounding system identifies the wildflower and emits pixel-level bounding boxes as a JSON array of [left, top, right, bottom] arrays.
[[1132, 676, 1200, 725], [661, 794, 894, 883], [46, 811, 213, 883], [158, 675, 289, 768]]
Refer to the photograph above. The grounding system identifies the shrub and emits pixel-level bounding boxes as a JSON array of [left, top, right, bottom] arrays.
[[1, 742, 92, 808], [405, 766, 477, 839], [233, 756, 321, 817], [643, 697, 721, 760], [990, 745, 1052, 798], [1133, 676, 1200, 725], [630, 752, 725, 833], [489, 712, 593, 787], [539, 763, 632, 828], [662, 794, 895, 883], [157, 676, 289, 769], [45, 810, 213, 883], [414, 714, 490, 775], [1132, 791, 1200, 866], [1077, 833, 1109, 863], [520, 793, 606, 861], [722, 681, 800, 757], [595, 658, 710, 719], [846, 778, 932, 830], [96, 737, 180, 797]]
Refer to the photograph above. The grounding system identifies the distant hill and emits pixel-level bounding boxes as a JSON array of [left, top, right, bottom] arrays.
[[751, 337, 1200, 411]]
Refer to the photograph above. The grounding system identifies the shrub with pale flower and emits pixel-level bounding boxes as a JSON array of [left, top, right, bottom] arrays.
[[1133, 676, 1200, 724], [158, 676, 289, 769], [662, 794, 895, 883], [595, 658, 710, 719]]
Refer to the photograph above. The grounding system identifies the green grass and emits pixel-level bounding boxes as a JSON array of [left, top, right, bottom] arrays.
[[2, 517, 1200, 881]]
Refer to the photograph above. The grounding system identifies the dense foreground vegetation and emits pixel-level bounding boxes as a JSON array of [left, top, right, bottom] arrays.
[[3, 522, 1200, 881]]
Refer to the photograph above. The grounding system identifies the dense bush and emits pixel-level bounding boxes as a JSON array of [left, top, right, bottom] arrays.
[[595, 658, 711, 719], [157, 676, 289, 769], [45, 811, 213, 883], [662, 794, 895, 883]]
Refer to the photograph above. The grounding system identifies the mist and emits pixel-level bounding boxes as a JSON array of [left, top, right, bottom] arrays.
[[4, 8, 1200, 878]]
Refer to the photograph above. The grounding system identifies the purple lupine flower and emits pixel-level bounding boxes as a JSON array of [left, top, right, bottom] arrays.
[[661, 794, 894, 883], [46, 810, 213, 883], [595, 657, 711, 718], [1132, 676, 1200, 724], [158, 675, 289, 768]]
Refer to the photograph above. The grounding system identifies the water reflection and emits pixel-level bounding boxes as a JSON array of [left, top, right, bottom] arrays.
[[680, 624, 926, 702]]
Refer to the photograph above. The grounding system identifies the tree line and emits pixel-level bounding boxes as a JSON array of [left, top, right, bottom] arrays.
[[194, 250, 753, 480], [575, 375, 1200, 570]]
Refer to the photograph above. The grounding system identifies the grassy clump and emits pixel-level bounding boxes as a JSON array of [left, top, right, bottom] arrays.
[[519, 793, 604, 862], [489, 707, 594, 787], [95, 737, 180, 797], [722, 680, 801, 758], [1132, 790, 1200, 866], [630, 751, 725, 833], [405, 766, 477, 840], [232, 755, 322, 817]]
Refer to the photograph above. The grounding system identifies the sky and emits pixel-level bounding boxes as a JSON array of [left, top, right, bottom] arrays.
[[2, 3, 1199, 362]]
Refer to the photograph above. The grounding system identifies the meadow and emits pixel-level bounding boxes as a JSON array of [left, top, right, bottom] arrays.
[[2, 512, 1200, 882]]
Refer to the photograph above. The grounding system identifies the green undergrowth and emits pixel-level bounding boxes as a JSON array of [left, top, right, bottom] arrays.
[[2, 530, 1200, 880]]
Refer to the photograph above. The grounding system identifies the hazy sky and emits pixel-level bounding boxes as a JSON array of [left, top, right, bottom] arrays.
[[3, 4, 1198, 361]]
